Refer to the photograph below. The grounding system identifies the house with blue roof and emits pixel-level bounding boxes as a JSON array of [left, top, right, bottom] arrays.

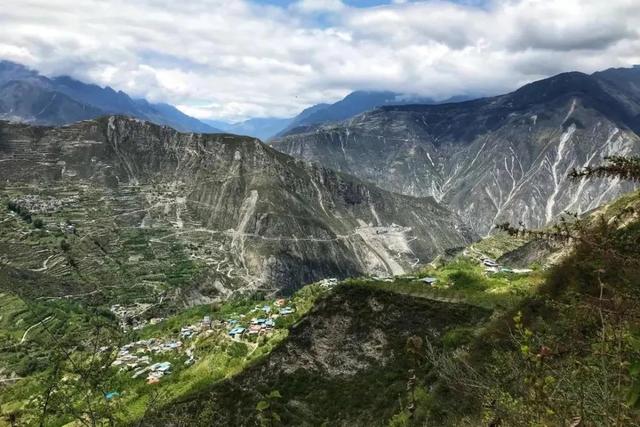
[[229, 326, 246, 337]]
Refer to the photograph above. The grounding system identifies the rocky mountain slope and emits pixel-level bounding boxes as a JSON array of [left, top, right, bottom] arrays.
[[272, 68, 640, 235], [0, 116, 474, 299], [0, 61, 219, 133], [144, 284, 491, 426]]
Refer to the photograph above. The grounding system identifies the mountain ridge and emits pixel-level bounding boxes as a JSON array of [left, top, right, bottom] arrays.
[[0, 60, 220, 133], [0, 115, 475, 297], [272, 67, 640, 235]]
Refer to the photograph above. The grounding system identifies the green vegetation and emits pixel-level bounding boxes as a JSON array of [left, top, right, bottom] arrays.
[[0, 279, 326, 426], [345, 257, 543, 310], [411, 162, 640, 426], [3, 155, 640, 426], [143, 284, 491, 426]]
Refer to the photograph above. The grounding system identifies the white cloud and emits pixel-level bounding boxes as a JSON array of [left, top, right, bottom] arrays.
[[293, 0, 346, 13], [0, 0, 639, 121]]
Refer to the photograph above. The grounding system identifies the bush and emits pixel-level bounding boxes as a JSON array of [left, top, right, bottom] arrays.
[[226, 341, 248, 358], [33, 218, 44, 229], [442, 327, 474, 349], [448, 270, 488, 291]]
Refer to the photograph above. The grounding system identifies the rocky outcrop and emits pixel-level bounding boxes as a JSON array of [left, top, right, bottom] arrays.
[[272, 69, 640, 236], [144, 285, 491, 426], [0, 116, 474, 295]]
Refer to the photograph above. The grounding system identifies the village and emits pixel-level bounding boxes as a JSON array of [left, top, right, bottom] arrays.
[[109, 297, 301, 385], [11, 194, 79, 215], [477, 256, 533, 275]]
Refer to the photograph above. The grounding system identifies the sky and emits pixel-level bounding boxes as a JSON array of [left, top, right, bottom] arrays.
[[1, 0, 639, 122]]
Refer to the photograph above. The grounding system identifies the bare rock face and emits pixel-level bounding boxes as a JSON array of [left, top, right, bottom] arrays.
[[0, 116, 474, 296], [272, 70, 640, 236]]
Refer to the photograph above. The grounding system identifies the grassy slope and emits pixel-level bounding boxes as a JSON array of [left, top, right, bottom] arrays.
[[0, 280, 325, 426], [0, 208, 542, 426], [143, 284, 493, 426], [412, 191, 640, 426]]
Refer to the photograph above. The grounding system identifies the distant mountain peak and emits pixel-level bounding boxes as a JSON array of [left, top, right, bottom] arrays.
[[0, 59, 220, 133], [272, 66, 640, 236]]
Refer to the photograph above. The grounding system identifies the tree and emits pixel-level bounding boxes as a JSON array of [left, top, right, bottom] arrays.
[[569, 155, 640, 182], [256, 390, 282, 427], [60, 240, 71, 252]]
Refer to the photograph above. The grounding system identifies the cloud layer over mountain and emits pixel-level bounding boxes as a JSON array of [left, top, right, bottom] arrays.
[[1, 0, 638, 121]]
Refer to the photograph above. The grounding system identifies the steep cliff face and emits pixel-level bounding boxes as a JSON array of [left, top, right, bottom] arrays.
[[0, 116, 474, 296], [272, 70, 640, 235]]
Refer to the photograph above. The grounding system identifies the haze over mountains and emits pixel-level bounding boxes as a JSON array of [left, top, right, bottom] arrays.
[[0, 60, 469, 141], [273, 66, 640, 235], [206, 91, 469, 140], [0, 61, 220, 133]]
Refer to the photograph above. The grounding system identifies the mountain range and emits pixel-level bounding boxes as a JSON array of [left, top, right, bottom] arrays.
[[0, 60, 473, 141], [0, 60, 220, 133], [272, 66, 640, 235], [207, 91, 468, 140], [0, 116, 473, 298]]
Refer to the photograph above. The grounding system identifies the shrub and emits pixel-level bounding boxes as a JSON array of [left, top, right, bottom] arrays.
[[226, 341, 248, 358]]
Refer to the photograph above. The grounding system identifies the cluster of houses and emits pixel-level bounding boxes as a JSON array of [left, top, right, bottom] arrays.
[[145, 362, 172, 384], [227, 299, 295, 339], [112, 338, 183, 382], [319, 277, 338, 288], [112, 333, 199, 383], [480, 257, 532, 274], [109, 298, 298, 384], [13, 194, 78, 215]]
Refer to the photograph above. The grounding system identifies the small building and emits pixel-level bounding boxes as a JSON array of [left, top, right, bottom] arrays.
[[229, 326, 246, 337], [483, 259, 499, 268], [279, 307, 295, 315], [150, 361, 172, 373], [202, 315, 212, 327], [248, 325, 262, 335], [105, 391, 120, 400], [419, 277, 438, 285]]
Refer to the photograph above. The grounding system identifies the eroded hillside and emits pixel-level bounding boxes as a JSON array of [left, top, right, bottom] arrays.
[[0, 116, 474, 302], [272, 71, 640, 235]]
